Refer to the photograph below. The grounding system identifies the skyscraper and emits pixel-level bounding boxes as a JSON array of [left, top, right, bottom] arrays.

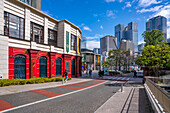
[[100, 35, 117, 62], [146, 15, 167, 42], [81, 36, 87, 49], [115, 22, 138, 52], [115, 24, 125, 48]]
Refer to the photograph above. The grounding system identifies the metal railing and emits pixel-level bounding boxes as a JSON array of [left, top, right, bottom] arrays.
[[146, 77, 170, 113]]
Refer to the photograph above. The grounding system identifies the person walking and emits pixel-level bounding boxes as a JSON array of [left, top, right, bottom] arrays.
[[134, 70, 137, 78], [65, 70, 68, 83]]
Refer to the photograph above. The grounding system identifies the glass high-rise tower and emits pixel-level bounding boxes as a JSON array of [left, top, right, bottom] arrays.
[[115, 22, 138, 52], [146, 15, 167, 42]]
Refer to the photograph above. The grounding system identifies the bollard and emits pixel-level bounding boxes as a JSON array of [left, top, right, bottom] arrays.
[[121, 83, 123, 92], [62, 78, 64, 84]]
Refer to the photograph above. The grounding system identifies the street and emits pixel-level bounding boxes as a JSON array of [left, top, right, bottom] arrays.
[[0, 80, 122, 113], [0, 73, 152, 113]]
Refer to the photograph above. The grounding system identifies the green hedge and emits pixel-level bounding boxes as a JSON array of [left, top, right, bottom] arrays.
[[0, 77, 72, 87], [109, 71, 121, 75], [122, 70, 131, 73]]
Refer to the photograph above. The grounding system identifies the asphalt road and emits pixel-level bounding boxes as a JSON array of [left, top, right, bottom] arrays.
[[5, 81, 121, 113]]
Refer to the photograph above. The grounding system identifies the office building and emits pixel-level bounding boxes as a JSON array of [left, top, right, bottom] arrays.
[[0, 0, 82, 79], [167, 38, 170, 43], [120, 40, 134, 51], [138, 43, 145, 56], [81, 49, 101, 71], [81, 36, 86, 49], [93, 48, 101, 54], [100, 35, 117, 62], [115, 22, 138, 52], [146, 15, 167, 42], [115, 24, 124, 48]]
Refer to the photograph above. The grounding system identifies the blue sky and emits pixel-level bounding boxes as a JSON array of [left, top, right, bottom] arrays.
[[41, 0, 170, 50]]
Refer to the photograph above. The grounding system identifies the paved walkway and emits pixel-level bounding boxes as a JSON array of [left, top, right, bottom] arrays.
[[0, 78, 92, 96], [95, 78, 152, 113]]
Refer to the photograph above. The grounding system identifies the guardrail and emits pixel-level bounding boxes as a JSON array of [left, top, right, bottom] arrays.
[[145, 78, 170, 113]]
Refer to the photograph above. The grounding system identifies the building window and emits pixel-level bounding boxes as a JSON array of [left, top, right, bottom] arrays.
[[39, 56, 47, 78], [4, 12, 24, 39], [19, 0, 37, 9], [56, 58, 61, 75], [48, 29, 57, 46], [71, 34, 76, 50], [14, 55, 26, 79], [30, 22, 44, 44]]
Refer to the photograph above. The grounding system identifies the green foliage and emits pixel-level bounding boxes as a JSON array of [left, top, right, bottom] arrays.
[[143, 29, 165, 46], [136, 43, 170, 76], [0, 77, 72, 87], [122, 70, 131, 73], [103, 49, 133, 71], [104, 74, 109, 76], [109, 71, 121, 75]]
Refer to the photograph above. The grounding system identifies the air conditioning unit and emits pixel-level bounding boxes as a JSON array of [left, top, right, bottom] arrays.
[[0, 75, 3, 79]]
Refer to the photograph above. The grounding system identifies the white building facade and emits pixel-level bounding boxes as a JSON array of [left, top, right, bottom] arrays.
[[0, 0, 82, 79]]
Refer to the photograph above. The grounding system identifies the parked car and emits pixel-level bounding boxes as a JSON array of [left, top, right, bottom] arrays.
[[136, 70, 143, 78]]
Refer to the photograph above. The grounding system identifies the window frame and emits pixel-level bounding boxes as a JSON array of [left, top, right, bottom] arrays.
[[48, 29, 57, 46], [30, 22, 44, 44], [4, 12, 25, 40], [71, 34, 76, 50]]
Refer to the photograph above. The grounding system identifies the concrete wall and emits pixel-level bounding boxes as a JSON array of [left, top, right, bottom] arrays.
[[0, 36, 8, 79]]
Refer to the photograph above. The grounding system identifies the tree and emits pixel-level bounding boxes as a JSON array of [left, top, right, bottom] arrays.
[[136, 43, 170, 77], [143, 29, 165, 46]]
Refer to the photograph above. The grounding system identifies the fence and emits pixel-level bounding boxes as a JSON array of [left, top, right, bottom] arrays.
[[146, 77, 170, 113]]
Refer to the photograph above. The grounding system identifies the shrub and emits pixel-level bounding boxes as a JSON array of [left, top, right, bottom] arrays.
[[0, 77, 72, 87]]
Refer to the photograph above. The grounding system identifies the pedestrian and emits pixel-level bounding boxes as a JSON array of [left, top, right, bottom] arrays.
[[65, 70, 68, 82], [86, 69, 88, 77], [89, 69, 92, 78], [98, 70, 101, 77], [134, 70, 137, 78]]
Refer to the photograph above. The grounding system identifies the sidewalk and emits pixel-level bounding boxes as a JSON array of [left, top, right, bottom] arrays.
[[0, 78, 92, 96], [95, 78, 152, 113]]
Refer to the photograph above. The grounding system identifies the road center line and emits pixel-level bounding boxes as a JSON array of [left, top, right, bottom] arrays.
[[1, 80, 108, 113]]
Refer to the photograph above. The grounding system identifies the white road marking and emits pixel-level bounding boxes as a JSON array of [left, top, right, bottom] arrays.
[[1, 80, 108, 113]]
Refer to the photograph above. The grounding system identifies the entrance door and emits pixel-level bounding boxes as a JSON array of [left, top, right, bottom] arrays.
[[39, 56, 47, 77], [72, 59, 75, 77], [14, 55, 26, 79]]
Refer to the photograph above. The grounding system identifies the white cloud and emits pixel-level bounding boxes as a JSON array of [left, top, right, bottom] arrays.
[[97, 19, 100, 22], [42, 11, 53, 17], [137, 5, 163, 13], [122, 2, 132, 10], [79, 23, 85, 27], [126, 2, 132, 7], [100, 25, 103, 29], [119, 0, 123, 3], [86, 34, 103, 39], [105, 0, 115, 3], [86, 40, 100, 50], [138, 39, 146, 45], [138, 0, 162, 7], [106, 10, 115, 18], [83, 26, 92, 31]]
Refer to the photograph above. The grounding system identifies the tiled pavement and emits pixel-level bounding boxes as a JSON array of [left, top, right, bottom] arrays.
[[0, 80, 106, 112]]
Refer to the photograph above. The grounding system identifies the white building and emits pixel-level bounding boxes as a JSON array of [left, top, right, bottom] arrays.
[[0, 0, 82, 79]]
